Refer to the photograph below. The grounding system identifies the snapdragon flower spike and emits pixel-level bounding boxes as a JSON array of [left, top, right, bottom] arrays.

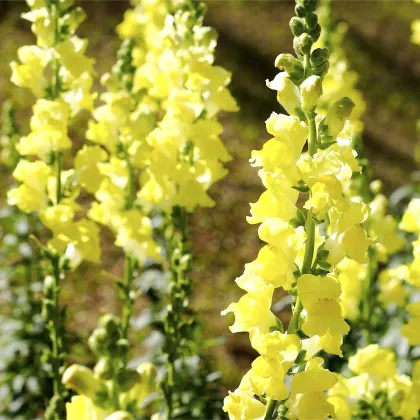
[[222, 1, 371, 418], [118, 1, 237, 417], [84, 39, 162, 344], [7, 0, 100, 270], [119, 0, 237, 211], [85, 39, 161, 269], [6, 0, 100, 417]]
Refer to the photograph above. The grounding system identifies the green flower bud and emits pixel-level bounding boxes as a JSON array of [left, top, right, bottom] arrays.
[[306, 13, 318, 30], [62, 364, 107, 404], [99, 314, 122, 341], [99, 313, 121, 329], [115, 338, 130, 358], [298, 0, 317, 12], [293, 37, 303, 57], [105, 411, 134, 420], [309, 23, 321, 41], [295, 4, 307, 17], [275, 54, 304, 85], [300, 75, 323, 112], [310, 48, 329, 67], [289, 17, 306, 37], [314, 61, 329, 78], [319, 97, 355, 141], [94, 357, 113, 380], [297, 33, 313, 55], [88, 327, 109, 356]]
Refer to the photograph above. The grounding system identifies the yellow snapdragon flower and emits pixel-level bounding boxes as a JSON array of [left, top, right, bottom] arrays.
[[348, 344, 397, 378]]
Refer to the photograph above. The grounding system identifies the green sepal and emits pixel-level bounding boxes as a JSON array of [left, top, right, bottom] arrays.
[[317, 249, 329, 261], [270, 317, 284, 333], [293, 181, 310, 193]]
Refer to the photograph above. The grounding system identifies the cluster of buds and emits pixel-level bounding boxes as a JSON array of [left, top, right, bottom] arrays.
[[63, 314, 159, 418]]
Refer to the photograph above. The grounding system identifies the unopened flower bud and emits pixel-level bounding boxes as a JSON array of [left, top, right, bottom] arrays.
[[295, 4, 307, 17], [297, 0, 317, 12], [297, 33, 313, 55], [310, 48, 330, 67], [88, 327, 109, 356], [99, 314, 121, 341], [274, 54, 304, 84], [309, 23, 322, 41], [319, 97, 355, 140], [62, 364, 106, 404], [115, 338, 130, 358], [94, 357, 113, 380], [289, 17, 305, 37], [314, 61, 329, 78], [300, 75, 322, 112], [306, 13, 318, 30]]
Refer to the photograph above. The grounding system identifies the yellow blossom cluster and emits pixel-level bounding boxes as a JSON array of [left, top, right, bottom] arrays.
[[117, 0, 238, 213], [330, 345, 420, 420], [222, 1, 372, 417], [83, 40, 161, 264], [7, 0, 100, 269]]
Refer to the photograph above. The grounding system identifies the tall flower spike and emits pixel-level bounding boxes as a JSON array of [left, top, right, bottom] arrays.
[[223, 1, 370, 418], [85, 38, 161, 344], [7, 0, 99, 417], [118, 1, 237, 417]]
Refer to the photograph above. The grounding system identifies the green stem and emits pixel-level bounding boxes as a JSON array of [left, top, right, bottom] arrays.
[[301, 210, 315, 274], [307, 113, 317, 157], [264, 398, 277, 420], [303, 53, 311, 79], [265, 100, 319, 420], [122, 255, 133, 341], [51, 256, 63, 409], [163, 208, 191, 419], [166, 361, 174, 419], [124, 146, 135, 210], [363, 247, 377, 345], [55, 151, 62, 204], [286, 114, 317, 332], [110, 364, 121, 411], [24, 259, 32, 302]]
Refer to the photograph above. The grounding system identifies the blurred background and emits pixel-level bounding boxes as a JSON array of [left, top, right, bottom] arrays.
[[0, 0, 420, 397]]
